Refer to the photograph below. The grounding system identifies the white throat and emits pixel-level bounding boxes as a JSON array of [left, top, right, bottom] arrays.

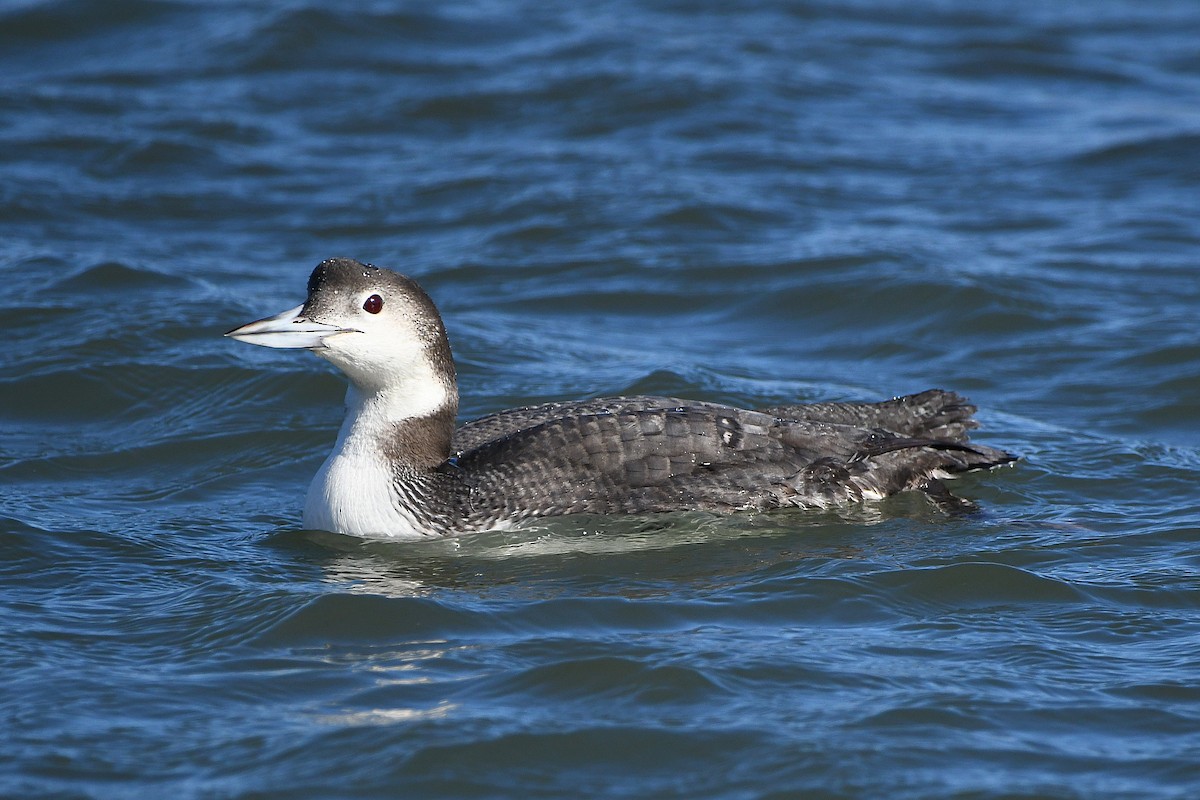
[[301, 365, 453, 540]]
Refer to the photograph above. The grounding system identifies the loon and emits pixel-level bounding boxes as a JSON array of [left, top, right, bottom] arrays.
[[226, 258, 1016, 540]]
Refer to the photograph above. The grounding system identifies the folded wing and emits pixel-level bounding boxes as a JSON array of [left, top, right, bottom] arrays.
[[451, 394, 1014, 527]]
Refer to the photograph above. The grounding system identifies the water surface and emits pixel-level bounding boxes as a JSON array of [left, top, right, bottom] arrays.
[[2, 2, 1199, 798]]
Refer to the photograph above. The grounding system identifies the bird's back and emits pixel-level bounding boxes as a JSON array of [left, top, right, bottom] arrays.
[[450, 390, 1014, 529]]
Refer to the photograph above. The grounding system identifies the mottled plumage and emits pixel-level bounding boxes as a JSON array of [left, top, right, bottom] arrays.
[[227, 259, 1016, 539]]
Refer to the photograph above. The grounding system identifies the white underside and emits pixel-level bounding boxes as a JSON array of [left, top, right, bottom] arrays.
[[302, 382, 451, 540], [303, 445, 431, 540]]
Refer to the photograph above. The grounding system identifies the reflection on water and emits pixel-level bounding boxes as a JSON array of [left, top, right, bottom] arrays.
[[289, 497, 974, 600], [4, 0, 1200, 795], [315, 700, 459, 728]]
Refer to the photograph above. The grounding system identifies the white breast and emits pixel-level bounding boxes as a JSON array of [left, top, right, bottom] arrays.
[[302, 450, 429, 540], [301, 389, 435, 540]]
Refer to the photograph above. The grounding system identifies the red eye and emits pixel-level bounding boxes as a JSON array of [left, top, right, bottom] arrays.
[[363, 294, 383, 314]]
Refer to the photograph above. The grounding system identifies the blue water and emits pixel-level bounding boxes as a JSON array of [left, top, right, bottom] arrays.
[[3, 2, 1200, 797]]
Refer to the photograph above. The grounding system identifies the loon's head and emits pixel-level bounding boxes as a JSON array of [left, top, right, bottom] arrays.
[[226, 258, 457, 406]]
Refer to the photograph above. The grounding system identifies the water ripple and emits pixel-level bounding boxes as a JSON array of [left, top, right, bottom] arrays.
[[3, 1, 1200, 797]]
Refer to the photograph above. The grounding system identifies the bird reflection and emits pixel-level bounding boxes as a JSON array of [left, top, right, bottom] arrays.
[[280, 502, 936, 601]]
